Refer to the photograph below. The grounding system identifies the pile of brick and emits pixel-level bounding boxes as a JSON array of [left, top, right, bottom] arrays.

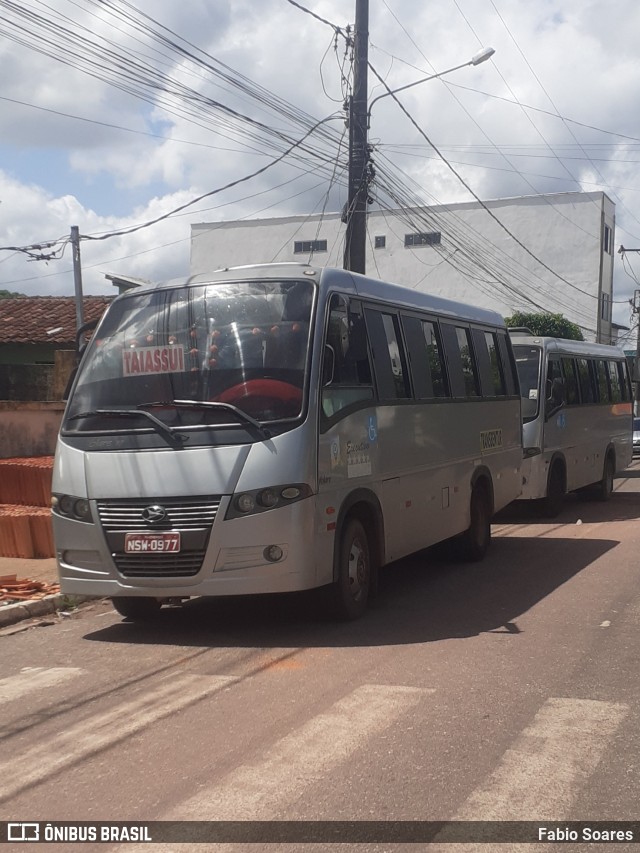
[[0, 456, 54, 506], [0, 574, 59, 602], [0, 457, 55, 558]]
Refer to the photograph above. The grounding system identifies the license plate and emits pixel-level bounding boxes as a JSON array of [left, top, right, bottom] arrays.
[[124, 532, 181, 553]]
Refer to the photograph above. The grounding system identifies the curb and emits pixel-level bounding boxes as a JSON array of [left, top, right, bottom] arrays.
[[0, 593, 96, 628]]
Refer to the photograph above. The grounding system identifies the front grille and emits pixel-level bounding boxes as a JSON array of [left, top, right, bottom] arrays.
[[96, 497, 221, 578], [114, 551, 207, 578], [97, 498, 220, 532]]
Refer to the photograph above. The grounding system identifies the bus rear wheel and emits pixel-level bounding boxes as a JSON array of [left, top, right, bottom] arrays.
[[112, 596, 161, 621], [595, 453, 615, 501], [456, 483, 491, 562], [329, 518, 371, 620]]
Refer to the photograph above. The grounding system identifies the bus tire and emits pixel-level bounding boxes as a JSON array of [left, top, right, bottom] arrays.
[[112, 596, 161, 620], [329, 518, 371, 620], [595, 453, 615, 502], [542, 463, 565, 518], [457, 483, 491, 562]]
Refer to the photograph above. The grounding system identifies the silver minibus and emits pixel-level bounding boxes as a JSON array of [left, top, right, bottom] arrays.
[[511, 332, 633, 516], [52, 264, 523, 620]]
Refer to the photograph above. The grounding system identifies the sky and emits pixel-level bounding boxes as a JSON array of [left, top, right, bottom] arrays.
[[2, 0, 640, 341]]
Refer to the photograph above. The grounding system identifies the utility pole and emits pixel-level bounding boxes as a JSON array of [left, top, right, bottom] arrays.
[[343, 0, 369, 274], [633, 286, 640, 417], [619, 246, 640, 414], [70, 225, 84, 333]]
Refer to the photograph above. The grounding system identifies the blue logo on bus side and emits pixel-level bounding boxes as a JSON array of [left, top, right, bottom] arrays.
[[368, 415, 378, 443], [556, 413, 566, 429]]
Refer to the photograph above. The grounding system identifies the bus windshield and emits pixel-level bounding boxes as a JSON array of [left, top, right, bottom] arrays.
[[64, 278, 314, 433], [513, 345, 541, 422]]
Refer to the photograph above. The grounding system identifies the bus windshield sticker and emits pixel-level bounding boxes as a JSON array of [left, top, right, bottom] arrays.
[[123, 346, 185, 377], [480, 429, 503, 453]]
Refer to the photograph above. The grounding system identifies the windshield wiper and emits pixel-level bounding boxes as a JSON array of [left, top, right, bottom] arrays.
[[67, 409, 187, 447], [140, 399, 271, 439]]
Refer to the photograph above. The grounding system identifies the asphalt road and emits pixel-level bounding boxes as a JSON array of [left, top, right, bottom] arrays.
[[3, 463, 640, 851]]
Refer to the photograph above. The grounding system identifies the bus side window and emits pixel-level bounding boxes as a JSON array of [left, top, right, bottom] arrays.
[[546, 358, 565, 410], [472, 329, 506, 397], [321, 295, 374, 421], [617, 361, 631, 401], [608, 360, 622, 402], [595, 359, 610, 403], [440, 323, 479, 398], [496, 332, 519, 396], [365, 308, 411, 400], [561, 358, 580, 405], [576, 358, 596, 404], [401, 316, 448, 399], [423, 321, 448, 397]]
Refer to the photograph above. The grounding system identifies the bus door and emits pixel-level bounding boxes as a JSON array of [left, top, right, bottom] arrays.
[[317, 295, 377, 552], [542, 355, 568, 458]]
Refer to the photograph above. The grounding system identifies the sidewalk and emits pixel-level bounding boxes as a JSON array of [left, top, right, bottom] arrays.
[[0, 555, 95, 629]]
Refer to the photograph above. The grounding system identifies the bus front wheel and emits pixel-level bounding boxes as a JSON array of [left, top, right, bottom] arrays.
[[112, 596, 161, 621], [329, 518, 371, 620], [542, 463, 565, 518]]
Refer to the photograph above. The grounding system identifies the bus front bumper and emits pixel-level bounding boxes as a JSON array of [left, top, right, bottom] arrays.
[[54, 497, 323, 599]]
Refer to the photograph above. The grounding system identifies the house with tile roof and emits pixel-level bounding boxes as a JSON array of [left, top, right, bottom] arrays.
[[0, 296, 112, 401], [0, 296, 112, 364], [0, 295, 113, 457]]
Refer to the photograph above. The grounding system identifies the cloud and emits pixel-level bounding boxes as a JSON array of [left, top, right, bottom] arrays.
[[0, 0, 639, 333]]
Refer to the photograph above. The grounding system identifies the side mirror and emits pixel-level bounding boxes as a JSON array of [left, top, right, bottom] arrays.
[[75, 318, 100, 360], [322, 344, 335, 386]]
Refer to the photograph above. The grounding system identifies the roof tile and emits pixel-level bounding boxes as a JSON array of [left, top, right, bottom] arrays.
[[0, 297, 113, 345]]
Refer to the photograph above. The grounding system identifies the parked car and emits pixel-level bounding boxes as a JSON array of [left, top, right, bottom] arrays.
[[634, 418, 640, 455]]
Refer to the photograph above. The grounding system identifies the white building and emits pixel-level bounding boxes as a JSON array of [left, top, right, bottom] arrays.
[[191, 191, 615, 343]]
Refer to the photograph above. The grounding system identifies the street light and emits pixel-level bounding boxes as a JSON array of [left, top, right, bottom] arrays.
[[367, 47, 495, 126]]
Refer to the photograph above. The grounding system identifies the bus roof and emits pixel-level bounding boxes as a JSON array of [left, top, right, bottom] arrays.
[[509, 333, 627, 359], [122, 263, 507, 329]]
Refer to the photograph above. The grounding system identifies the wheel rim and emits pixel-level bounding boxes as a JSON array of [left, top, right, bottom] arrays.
[[347, 536, 368, 601]]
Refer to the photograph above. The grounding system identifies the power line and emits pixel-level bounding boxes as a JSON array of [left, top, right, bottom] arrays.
[[367, 58, 601, 303], [283, 0, 347, 37], [80, 115, 343, 242]]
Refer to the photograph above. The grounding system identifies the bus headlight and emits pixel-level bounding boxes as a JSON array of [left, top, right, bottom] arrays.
[[235, 493, 255, 514], [52, 493, 93, 523], [58, 495, 74, 515], [74, 499, 91, 520], [226, 484, 312, 520], [257, 489, 278, 508]]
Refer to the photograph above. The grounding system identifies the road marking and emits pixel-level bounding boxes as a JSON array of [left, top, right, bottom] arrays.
[[0, 674, 236, 803], [432, 697, 629, 850], [175, 683, 431, 820], [0, 667, 83, 704]]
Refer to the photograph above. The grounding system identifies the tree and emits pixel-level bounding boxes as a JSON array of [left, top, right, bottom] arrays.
[[0, 289, 24, 299], [504, 311, 584, 341]]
